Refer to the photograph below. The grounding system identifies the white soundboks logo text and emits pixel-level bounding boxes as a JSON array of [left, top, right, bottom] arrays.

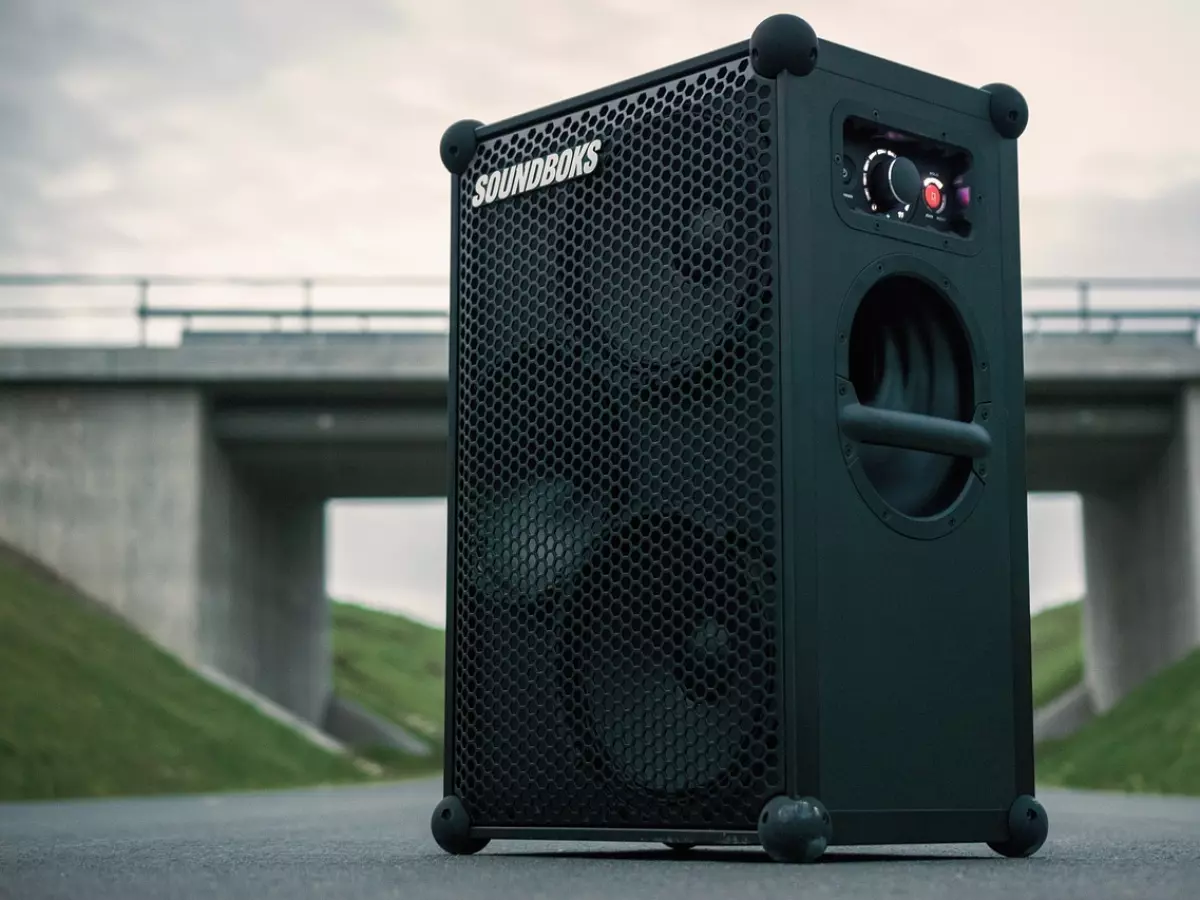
[[471, 138, 602, 209]]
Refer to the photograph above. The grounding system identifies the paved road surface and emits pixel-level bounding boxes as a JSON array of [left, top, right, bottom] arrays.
[[3, 777, 1198, 899]]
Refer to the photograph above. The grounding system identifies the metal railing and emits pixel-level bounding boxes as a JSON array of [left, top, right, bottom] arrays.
[[1022, 277, 1200, 338], [3, 273, 1200, 347], [0, 274, 450, 346]]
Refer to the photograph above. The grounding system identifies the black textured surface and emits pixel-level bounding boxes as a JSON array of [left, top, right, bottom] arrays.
[[758, 795, 832, 863], [441, 119, 483, 174], [432, 795, 489, 855], [749, 14, 819, 78], [4, 780, 1200, 900], [449, 57, 782, 830], [989, 794, 1049, 858], [981, 83, 1029, 139]]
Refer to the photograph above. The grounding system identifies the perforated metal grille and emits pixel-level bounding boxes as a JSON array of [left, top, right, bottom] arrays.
[[449, 57, 782, 831]]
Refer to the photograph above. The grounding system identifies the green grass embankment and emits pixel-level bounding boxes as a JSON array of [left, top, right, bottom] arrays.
[[0, 553, 368, 801], [331, 599, 445, 771], [1037, 648, 1200, 795], [1030, 600, 1084, 709]]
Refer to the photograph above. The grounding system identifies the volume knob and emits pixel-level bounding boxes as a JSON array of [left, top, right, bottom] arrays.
[[867, 154, 922, 212]]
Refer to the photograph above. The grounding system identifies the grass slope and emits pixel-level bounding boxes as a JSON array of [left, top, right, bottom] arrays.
[[1030, 600, 1084, 709], [1037, 648, 1200, 795], [9, 547, 1195, 802], [0, 553, 372, 802], [331, 600, 445, 749]]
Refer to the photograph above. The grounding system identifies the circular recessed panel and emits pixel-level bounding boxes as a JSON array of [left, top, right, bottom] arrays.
[[837, 258, 989, 535]]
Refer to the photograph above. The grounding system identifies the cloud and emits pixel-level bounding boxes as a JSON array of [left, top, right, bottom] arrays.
[[1023, 179, 1200, 285], [0, 0, 410, 272], [1, 0, 1197, 277]]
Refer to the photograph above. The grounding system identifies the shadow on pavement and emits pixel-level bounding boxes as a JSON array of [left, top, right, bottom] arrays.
[[500, 847, 992, 864]]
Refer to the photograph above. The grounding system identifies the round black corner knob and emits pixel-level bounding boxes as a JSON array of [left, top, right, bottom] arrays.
[[431, 795, 490, 855], [757, 794, 832, 863], [988, 794, 1049, 859], [981, 83, 1028, 139], [440, 119, 484, 175], [750, 14, 819, 78]]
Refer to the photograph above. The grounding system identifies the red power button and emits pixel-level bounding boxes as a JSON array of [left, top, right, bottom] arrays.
[[923, 182, 943, 211]]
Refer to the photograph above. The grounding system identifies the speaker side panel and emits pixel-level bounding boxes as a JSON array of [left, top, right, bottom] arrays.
[[997, 135, 1035, 797], [793, 67, 1022, 815], [444, 177, 463, 799], [774, 71, 821, 800]]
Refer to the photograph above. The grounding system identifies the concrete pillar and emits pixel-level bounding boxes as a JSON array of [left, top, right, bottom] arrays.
[[0, 385, 332, 725], [250, 495, 330, 724], [197, 430, 332, 723], [1081, 383, 1200, 712], [0, 387, 206, 660]]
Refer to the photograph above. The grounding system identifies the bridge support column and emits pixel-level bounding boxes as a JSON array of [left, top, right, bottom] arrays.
[[1081, 384, 1200, 712], [197, 441, 331, 724], [0, 385, 331, 726]]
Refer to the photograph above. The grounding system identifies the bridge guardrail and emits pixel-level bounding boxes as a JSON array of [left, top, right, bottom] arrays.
[[1021, 277, 1200, 339], [3, 274, 1200, 346]]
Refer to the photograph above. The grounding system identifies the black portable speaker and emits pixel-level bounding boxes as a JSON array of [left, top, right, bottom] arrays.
[[433, 13, 1045, 863]]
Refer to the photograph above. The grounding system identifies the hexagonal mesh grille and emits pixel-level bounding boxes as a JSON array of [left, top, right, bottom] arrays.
[[450, 58, 782, 830]]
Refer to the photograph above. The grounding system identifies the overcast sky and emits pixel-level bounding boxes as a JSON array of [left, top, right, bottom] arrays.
[[4, 0, 1198, 622]]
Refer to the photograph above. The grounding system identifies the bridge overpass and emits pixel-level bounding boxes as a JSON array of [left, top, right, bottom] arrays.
[[3, 275, 1200, 740]]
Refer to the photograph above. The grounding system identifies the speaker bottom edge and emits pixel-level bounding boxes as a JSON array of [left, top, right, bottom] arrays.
[[470, 826, 760, 846], [470, 810, 1008, 847]]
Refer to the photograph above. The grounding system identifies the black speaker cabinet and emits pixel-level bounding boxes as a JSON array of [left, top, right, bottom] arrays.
[[434, 13, 1045, 863]]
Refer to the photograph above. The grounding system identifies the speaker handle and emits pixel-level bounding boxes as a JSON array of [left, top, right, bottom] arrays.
[[839, 403, 991, 459]]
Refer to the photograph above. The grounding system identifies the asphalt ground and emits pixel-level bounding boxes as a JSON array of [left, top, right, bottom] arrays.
[[3, 776, 1199, 900]]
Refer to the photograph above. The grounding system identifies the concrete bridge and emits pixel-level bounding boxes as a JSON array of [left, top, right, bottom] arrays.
[[3, 275, 1200, 741]]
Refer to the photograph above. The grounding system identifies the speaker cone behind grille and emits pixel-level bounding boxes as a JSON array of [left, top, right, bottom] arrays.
[[465, 338, 620, 605], [564, 512, 772, 797], [571, 103, 762, 377]]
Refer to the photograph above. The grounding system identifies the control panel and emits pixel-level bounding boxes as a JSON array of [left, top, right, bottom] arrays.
[[836, 115, 975, 241]]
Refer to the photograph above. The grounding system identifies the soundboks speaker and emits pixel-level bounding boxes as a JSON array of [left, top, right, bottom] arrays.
[[433, 13, 1046, 863]]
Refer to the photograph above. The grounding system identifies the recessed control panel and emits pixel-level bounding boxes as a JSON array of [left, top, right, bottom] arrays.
[[831, 104, 982, 255]]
